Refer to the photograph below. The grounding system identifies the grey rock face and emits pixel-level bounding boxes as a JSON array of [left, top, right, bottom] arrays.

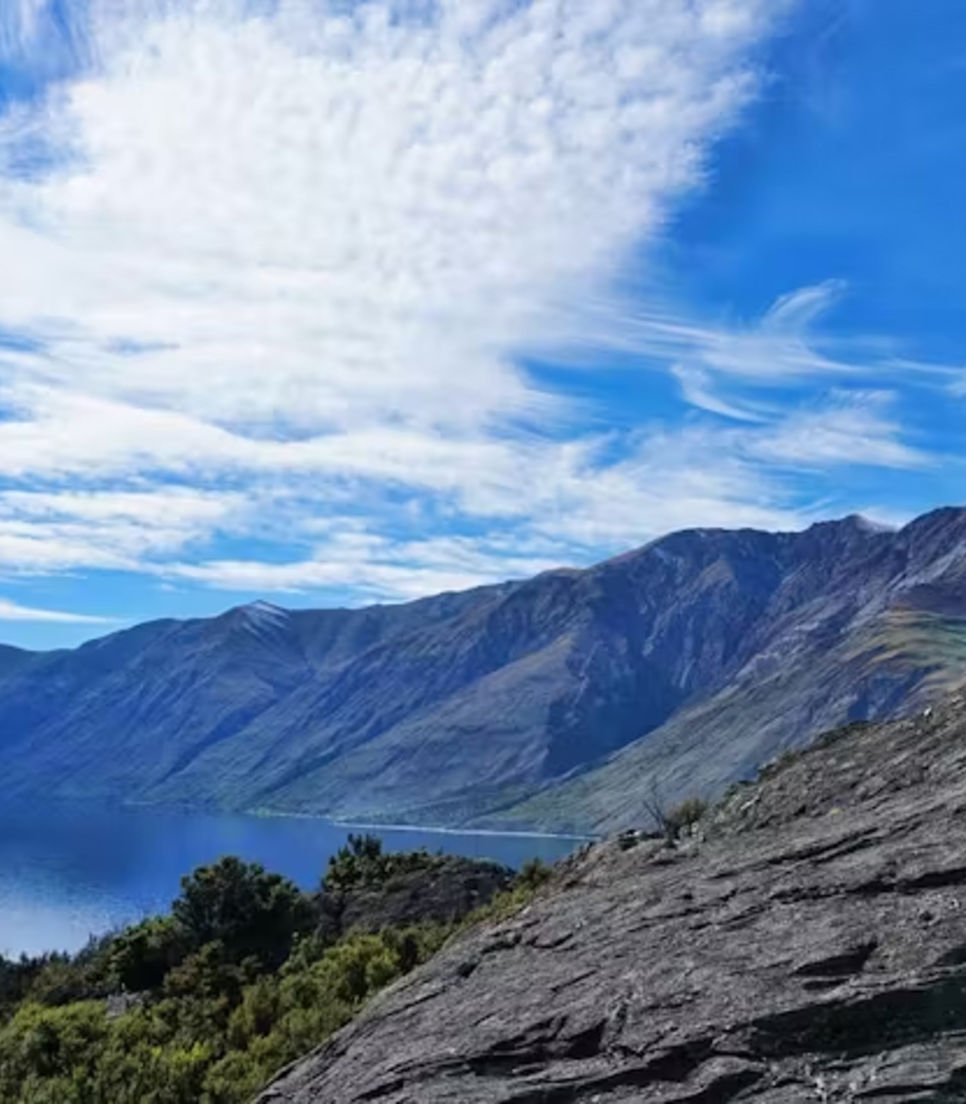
[[314, 856, 513, 942], [259, 695, 966, 1103], [3, 508, 966, 830]]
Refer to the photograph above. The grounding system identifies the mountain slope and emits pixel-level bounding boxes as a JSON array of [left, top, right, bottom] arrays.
[[489, 508, 966, 832], [259, 692, 966, 1103], [3, 507, 966, 829]]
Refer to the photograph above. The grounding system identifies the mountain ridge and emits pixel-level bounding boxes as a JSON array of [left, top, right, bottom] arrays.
[[3, 506, 966, 831]]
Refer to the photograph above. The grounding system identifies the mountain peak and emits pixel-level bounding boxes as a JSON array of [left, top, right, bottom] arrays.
[[805, 512, 886, 535], [226, 600, 292, 639], [239, 600, 289, 620]]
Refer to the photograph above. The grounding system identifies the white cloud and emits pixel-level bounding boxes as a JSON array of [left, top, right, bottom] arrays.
[[0, 487, 245, 574], [0, 0, 782, 439], [0, 0, 929, 610], [581, 279, 856, 391], [751, 393, 929, 471], [0, 596, 112, 623], [159, 433, 805, 597], [670, 364, 766, 422], [948, 370, 966, 397], [164, 531, 570, 599]]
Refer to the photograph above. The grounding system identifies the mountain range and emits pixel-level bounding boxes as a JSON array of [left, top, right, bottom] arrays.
[[3, 506, 966, 833]]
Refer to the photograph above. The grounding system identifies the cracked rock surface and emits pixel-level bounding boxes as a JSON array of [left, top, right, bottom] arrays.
[[260, 697, 966, 1102]]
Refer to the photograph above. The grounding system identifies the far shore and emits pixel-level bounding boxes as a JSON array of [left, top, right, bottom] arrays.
[[250, 806, 597, 843], [98, 796, 597, 844]]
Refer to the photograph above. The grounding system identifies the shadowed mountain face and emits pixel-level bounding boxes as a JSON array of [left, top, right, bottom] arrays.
[[3, 507, 966, 831]]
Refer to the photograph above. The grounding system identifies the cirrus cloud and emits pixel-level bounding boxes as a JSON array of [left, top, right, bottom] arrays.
[[0, 596, 113, 624]]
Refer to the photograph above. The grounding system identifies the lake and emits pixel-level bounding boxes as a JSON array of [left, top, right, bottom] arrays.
[[0, 801, 584, 958]]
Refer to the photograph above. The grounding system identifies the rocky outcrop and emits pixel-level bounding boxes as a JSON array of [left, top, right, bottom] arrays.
[[315, 856, 513, 941], [260, 695, 966, 1102]]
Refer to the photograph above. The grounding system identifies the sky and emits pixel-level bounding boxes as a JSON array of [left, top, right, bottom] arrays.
[[0, 0, 964, 650]]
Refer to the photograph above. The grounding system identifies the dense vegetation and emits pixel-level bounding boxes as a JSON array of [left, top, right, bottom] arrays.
[[0, 837, 546, 1103]]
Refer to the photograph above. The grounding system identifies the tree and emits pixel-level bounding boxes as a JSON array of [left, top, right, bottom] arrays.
[[172, 857, 314, 970], [322, 834, 388, 892], [109, 917, 190, 992], [321, 834, 440, 894]]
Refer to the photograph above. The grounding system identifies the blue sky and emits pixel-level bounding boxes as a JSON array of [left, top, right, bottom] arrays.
[[0, 0, 963, 649]]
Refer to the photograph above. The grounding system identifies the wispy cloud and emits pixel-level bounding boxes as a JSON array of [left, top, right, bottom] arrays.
[[581, 279, 876, 404], [0, 488, 245, 574], [0, 1, 47, 57], [750, 391, 930, 471], [0, 596, 113, 624], [164, 531, 571, 599]]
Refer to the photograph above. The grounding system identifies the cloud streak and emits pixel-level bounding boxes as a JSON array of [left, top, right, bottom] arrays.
[[0, 596, 113, 624]]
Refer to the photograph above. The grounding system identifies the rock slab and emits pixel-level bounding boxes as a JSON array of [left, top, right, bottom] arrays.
[[260, 696, 966, 1102]]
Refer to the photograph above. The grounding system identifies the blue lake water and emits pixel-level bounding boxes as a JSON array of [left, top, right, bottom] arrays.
[[0, 801, 582, 958]]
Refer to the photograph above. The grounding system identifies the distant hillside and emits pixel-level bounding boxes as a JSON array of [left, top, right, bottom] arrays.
[[3, 507, 966, 831], [0, 643, 37, 679]]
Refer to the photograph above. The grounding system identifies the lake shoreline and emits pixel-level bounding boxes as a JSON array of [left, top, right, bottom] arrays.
[[289, 813, 594, 844], [120, 797, 597, 844]]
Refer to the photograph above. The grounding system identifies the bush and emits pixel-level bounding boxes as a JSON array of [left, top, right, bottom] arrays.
[[665, 797, 708, 838], [110, 917, 191, 992], [0, 1000, 109, 1098], [462, 857, 556, 928], [202, 1048, 271, 1104], [321, 834, 440, 893], [517, 858, 553, 891], [173, 856, 314, 969], [643, 785, 708, 842]]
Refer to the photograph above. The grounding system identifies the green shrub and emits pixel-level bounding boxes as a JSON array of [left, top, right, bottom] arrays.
[[666, 797, 708, 837], [0, 852, 462, 1104], [321, 834, 440, 892], [517, 858, 553, 890], [462, 858, 556, 928], [202, 1048, 271, 1104], [109, 916, 191, 992], [0, 1001, 109, 1098], [173, 856, 314, 969]]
